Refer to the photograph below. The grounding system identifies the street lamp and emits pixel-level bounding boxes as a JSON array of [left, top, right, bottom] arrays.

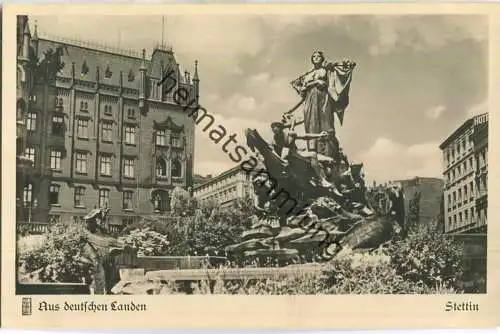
[[23, 199, 38, 224]]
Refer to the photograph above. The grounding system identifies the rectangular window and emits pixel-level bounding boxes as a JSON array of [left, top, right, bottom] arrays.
[[124, 126, 136, 145], [77, 119, 89, 139], [74, 187, 85, 207], [49, 184, 60, 205], [27, 112, 37, 131], [123, 191, 133, 210], [50, 150, 62, 170], [171, 135, 181, 148], [155, 130, 166, 146], [123, 158, 134, 178], [101, 122, 113, 142], [127, 108, 135, 118], [100, 155, 112, 176], [24, 147, 35, 163], [75, 152, 87, 173], [52, 115, 64, 136], [98, 189, 110, 208]]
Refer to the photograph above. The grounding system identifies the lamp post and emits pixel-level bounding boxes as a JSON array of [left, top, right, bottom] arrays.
[[24, 198, 38, 224]]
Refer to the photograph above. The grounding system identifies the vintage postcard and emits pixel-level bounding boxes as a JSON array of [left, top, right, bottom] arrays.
[[2, 3, 500, 329]]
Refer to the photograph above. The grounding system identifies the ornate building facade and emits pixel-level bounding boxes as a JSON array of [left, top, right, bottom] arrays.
[[439, 113, 488, 234], [17, 15, 53, 226], [193, 166, 253, 207], [17, 18, 199, 228]]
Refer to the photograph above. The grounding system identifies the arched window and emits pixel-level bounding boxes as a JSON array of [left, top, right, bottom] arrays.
[[171, 159, 182, 178], [156, 158, 167, 177], [23, 183, 33, 205], [152, 190, 170, 212]]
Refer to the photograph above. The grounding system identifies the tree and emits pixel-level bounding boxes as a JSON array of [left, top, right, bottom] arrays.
[[170, 186, 197, 216], [436, 194, 445, 234], [407, 191, 421, 234]]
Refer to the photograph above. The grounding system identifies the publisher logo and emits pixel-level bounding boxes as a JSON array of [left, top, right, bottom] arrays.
[[22, 297, 32, 316]]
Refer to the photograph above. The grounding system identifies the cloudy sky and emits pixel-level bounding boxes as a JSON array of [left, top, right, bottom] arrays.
[[30, 14, 488, 184]]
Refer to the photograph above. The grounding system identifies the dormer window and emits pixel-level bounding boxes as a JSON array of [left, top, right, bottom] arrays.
[[56, 98, 63, 109], [105, 65, 113, 79], [81, 61, 89, 75], [128, 69, 135, 82], [80, 101, 88, 111], [104, 105, 112, 115]]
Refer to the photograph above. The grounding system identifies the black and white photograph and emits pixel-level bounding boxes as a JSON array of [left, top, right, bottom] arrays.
[[13, 11, 488, 299]]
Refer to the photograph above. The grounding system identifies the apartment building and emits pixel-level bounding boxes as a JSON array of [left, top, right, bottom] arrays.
[[193, 166, 254, 207], [439, 113, 488, 234]]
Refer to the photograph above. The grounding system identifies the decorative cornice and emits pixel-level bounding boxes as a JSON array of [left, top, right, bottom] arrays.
[[153, 116, 184, 133]]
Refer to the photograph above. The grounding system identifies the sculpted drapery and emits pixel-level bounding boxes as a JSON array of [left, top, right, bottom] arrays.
[[290, 51, 355, 158]]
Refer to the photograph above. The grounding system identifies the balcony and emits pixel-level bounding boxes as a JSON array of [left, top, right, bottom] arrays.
[[17, 221, 50, 234]]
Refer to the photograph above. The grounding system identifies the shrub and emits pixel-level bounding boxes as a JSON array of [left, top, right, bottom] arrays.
[[120, 196, 256, 256], [19, 221, 97, 283], [117, 228, 170, 256], [156, 250, 457, 295], [383, 220, 464, 291]]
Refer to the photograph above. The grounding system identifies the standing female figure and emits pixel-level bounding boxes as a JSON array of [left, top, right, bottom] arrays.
[[290, 51, 355, 159]]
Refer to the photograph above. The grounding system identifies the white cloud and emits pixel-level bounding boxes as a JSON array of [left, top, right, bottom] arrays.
[[355, 137, 442, 184], [247, 72, 271, 87], [195, 160, 237, 177], [236, 96, 257, 113], [164, 16, 265, 59], [193, 112, 272, 177], [426, 104, 446, 120], [369, 16, 487, 56], [467, 99, 487, 117]]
